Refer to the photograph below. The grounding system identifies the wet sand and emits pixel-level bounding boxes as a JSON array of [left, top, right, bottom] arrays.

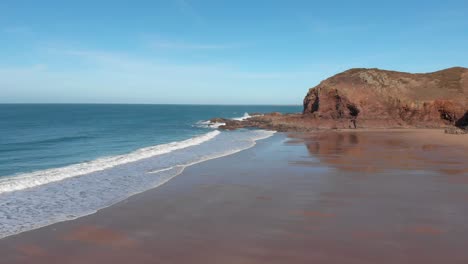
[[1, 129, 467, 264]]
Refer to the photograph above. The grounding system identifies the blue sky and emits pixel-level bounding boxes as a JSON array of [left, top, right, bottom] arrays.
[[1, 0, 467, 104]]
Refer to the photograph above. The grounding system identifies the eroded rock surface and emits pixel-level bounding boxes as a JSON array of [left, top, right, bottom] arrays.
[[303, 67, 468, 129], [216, 67, 468, 131]]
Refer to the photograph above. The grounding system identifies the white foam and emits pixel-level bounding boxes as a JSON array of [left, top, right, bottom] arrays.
[[194, 120, 226, 129], [0, 129, 276, 239], [209, 122, 226, 128], [195, 112, 262, 129], [0, 130, 221, 194], [232, 112, 254, 121]]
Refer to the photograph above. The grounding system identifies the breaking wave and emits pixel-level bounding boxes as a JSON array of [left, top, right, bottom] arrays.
[[195, 112, 261, 129], [0, 129, 275, 239], [0, 131, 221, 194]]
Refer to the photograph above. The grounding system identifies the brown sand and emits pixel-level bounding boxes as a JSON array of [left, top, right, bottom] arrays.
[[0, 129, 467, 264]]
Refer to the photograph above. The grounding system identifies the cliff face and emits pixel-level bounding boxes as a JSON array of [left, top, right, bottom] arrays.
[[303, 67, 468, 128], [214, 67, 468, 131]]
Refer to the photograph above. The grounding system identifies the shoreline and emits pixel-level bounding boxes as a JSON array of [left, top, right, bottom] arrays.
[[214, 112, 468, 132], [0, 129, 275, 240], [288, 128, 468, 148], [1, 129, 467, 263]]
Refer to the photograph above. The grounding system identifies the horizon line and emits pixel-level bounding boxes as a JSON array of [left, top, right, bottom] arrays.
[[0, 102, 302, 106]]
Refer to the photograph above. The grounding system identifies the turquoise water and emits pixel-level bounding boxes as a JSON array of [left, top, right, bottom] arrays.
[[0, 104, 300, 177], [0, 104, 300, 238]]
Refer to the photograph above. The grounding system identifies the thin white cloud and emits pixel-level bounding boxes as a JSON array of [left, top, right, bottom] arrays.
[[55, 47, 229, 73], [149, 39, 237, 50], [309, 21, 373, 34], [0, 46, 317, 104], [3, 26, 31, 35]]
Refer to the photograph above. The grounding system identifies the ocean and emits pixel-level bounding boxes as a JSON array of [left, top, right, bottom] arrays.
[[0, 104, 301, 238]]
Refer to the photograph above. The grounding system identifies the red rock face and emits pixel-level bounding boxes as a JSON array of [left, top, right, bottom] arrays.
[[303, 67, 468, 128]]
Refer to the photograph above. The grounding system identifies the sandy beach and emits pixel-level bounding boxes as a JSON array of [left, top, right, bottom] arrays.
[[0, 129, 467, 264]]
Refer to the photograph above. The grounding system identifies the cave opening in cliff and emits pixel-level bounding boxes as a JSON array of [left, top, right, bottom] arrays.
[[455, 111, 468, 129], [347, 104, 360, 117]]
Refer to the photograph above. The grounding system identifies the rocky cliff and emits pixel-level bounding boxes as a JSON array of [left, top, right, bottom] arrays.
[[303, 67, 468, 128], [214, 67, 467, 131]]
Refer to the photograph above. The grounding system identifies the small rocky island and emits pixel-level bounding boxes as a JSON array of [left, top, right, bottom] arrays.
[[213, 67, 468, 133]]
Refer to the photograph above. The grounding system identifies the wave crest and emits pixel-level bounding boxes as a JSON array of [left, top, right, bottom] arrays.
[[0, 131, 220, 194], [195, 112, 262, 129], [0, 129, 275, 239]]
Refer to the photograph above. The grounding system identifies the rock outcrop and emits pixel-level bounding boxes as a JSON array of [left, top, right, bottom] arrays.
[[215, 67, 467, 131], [303, 67, 468, 128]]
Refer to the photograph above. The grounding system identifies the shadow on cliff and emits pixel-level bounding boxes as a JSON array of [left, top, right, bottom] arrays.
[[455, 111, 468, 129]]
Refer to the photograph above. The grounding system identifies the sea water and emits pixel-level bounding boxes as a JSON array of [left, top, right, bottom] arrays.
[[0, 104, 300, 238]]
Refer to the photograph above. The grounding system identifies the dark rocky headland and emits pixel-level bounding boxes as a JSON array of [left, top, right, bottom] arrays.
[[214, 67, 468, 133]]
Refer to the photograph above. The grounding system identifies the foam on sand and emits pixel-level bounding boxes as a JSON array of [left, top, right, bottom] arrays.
[[0, 129, 275, 239]]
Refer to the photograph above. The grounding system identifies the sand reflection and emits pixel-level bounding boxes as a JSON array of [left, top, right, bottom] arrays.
[[289, 130, 468, 175], [61, 225, 138, 248]]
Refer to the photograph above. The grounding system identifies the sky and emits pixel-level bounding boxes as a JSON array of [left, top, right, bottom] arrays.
[[1, 0, 467, 104]]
